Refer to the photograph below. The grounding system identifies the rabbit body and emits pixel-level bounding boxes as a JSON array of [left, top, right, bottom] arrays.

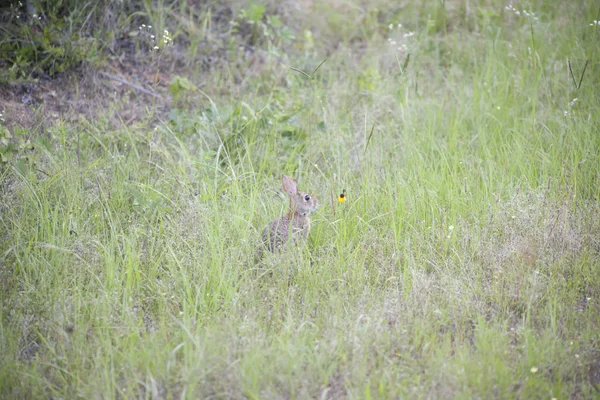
[[260, 174, 318, 255], [262, 212, 311, 252]]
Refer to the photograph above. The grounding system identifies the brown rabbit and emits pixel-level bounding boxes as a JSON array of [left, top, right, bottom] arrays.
[[258, 174, 318, 258]]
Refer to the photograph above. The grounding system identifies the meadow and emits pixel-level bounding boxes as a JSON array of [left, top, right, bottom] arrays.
[[1, 0, 599, 398]]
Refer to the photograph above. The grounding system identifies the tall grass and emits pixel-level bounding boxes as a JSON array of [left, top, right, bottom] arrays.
[[1, 0, 599, 398]]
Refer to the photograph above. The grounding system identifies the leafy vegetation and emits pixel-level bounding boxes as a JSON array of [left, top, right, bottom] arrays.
[[1, 0, 599, 398]]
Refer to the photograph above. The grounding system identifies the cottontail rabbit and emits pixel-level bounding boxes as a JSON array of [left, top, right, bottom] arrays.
[[258, 174, 318, 258]]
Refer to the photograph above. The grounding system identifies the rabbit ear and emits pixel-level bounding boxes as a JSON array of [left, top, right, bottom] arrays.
[[282, 174, 297, 196]]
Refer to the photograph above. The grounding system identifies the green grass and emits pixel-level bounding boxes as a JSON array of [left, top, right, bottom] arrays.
[[1, 0, 600, 398]]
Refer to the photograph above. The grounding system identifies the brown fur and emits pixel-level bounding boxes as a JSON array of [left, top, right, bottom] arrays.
[[258, 174, 318, 258]]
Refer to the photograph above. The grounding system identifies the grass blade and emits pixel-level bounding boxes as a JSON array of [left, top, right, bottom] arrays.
[[311, 58, 328, 76], [578, 60, 589, 89], [364, 123, 376, 155], [289, 66, 311, 78]]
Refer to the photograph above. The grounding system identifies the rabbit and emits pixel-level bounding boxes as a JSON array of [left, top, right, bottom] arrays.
[[258, 174, 318, 258]]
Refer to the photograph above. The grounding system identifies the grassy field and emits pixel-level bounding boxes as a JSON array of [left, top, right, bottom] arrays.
[[1, 0, 600, 398]]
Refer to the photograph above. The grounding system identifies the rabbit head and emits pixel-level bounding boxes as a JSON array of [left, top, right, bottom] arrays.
[[282, 174, 318, 216]]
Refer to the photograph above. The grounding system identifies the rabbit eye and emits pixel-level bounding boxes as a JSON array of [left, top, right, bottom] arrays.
[[304, 195, 311, 201]]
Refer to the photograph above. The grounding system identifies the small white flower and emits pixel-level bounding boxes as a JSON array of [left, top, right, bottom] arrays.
[[153, 46, 159, 50], [568, 98, 578, 107], [388, 23, 393, 30]]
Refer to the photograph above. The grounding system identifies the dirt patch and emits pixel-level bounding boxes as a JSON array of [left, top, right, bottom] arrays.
[[0, 58, 178, 133]]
